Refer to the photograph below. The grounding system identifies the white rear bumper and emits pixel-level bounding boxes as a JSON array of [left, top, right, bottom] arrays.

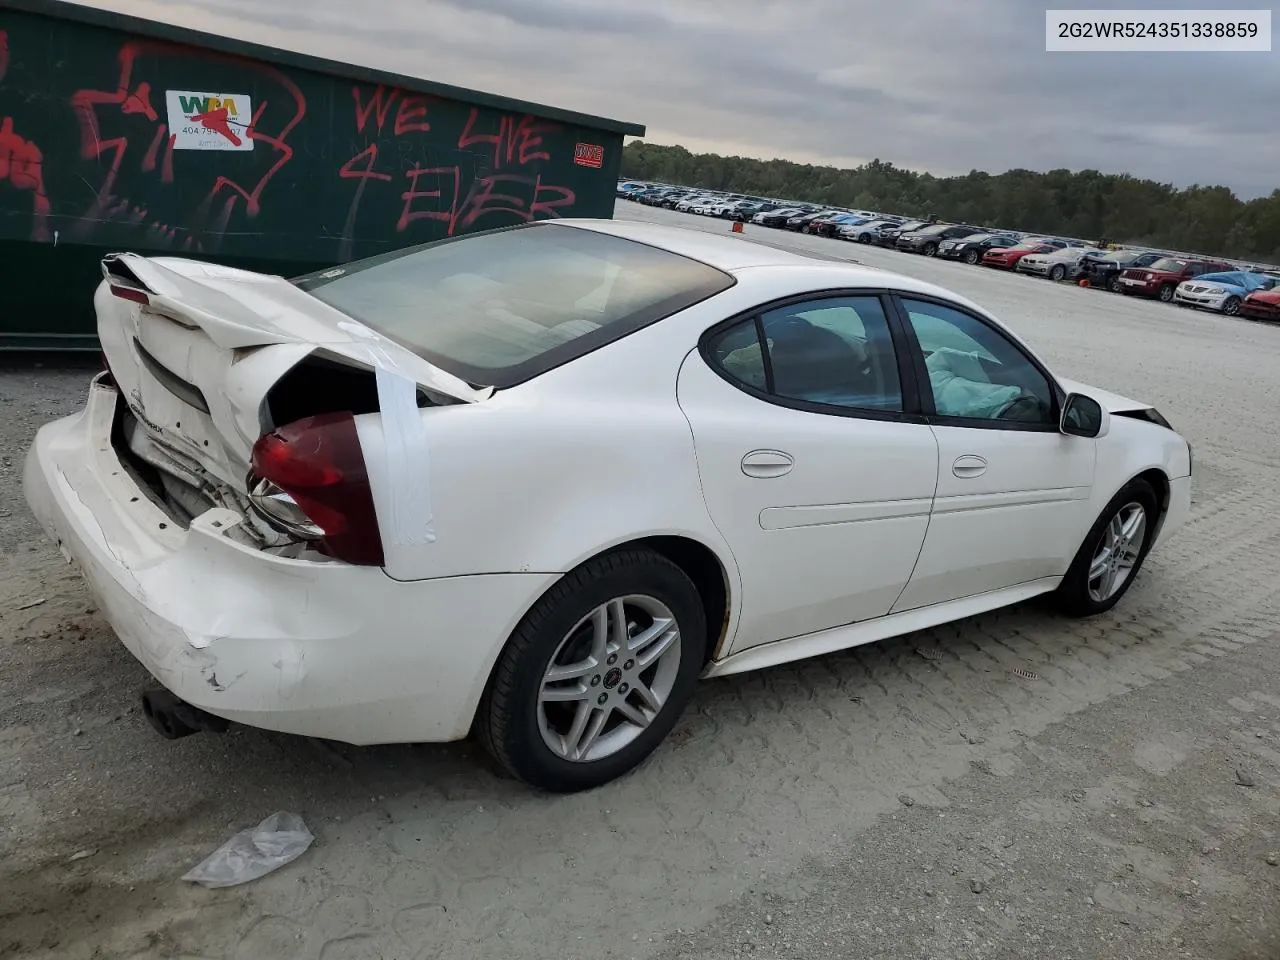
[[23, 375, 555, 744]]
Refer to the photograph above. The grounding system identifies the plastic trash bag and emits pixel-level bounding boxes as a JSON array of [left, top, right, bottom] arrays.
[[182, 812, 315, 888]]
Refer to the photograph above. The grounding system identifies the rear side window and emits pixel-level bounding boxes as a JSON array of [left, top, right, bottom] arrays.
[[294, 223, 735, 388], [705, 296, 904, 413]]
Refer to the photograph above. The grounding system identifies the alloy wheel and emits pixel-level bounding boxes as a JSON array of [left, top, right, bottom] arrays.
[[1087, 502, 1147, 603], [537, 595, 682, 763]]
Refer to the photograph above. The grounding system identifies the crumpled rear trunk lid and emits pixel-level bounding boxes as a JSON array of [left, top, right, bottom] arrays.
[[96, 253, 484, 542]]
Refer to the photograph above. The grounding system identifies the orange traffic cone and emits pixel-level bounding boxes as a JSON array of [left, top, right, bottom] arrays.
[[1078, 279, 1090, 288], [731, 221, 743, 234]]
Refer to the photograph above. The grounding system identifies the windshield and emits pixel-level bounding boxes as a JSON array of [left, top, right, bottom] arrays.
[[913, 225, 949, 236], [294, 223, 735, 388], [1149, 258, 1189, 271]]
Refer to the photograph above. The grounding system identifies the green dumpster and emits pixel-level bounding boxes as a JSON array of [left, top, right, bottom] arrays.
[[0, 0, 644, 349]]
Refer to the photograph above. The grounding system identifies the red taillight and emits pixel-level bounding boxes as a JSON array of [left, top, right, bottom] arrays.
[[250, 411, 384, 566], [109, 284, 150, 304]]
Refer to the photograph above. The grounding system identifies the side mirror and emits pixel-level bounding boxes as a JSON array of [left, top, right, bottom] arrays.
[[1060, 392, 1110, 439]]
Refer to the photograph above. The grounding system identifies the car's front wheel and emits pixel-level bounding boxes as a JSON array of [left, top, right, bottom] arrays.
[[1050, 264, 1066, 281], [1054, 479, 1159, 617], [477, 550, 706, 792], [1159, 284, 1175, 302], [1223, 296, 1241, 316], [964, 249, 980, 264], [1108, 276, 1123, 293], [923, 242, 938, 257]]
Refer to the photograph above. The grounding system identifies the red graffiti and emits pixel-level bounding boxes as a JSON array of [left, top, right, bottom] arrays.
[[393, 168, 577, 237], [69, 40, 306, 247], [352, 84, 431, 135], [337, 143, 393, 260], [398, 165, 461, 233], [190, 105, 242, 146], [457, 174, 576, 231], [0, 116, 52, 242], [141, 126, 176, 183], [121, 81, 158, 121], [457, 108, 555, 169], [336, 84, 576, 256], [352, 85, 397, 134], [395, 96, 431, 135]]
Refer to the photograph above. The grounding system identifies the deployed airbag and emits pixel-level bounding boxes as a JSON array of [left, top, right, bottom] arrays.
[[926, 347, 1020, 419]]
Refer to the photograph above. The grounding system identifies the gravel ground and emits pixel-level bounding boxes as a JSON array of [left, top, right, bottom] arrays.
[[2, 206, 1279, 960]]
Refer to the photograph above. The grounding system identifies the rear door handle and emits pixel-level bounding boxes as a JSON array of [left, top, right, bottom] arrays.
[[741, 449, 794, 478], [952, 454, 988, 478]]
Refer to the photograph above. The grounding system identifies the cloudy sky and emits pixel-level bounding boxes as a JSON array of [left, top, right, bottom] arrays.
[[80, 0, 1279, 198]]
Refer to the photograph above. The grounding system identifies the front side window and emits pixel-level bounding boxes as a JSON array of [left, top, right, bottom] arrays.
[[899, 298, 1056, 426], [295, 223, 736, 387], [706, 296, 904, 413]]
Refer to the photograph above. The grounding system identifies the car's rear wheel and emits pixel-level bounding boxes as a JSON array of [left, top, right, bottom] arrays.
[[1223, 296, 1241, 316], [1159, 284, 1175, 302], [1054, 479, 1159, 617], [964, 249, 980, 264], [477, 550, 706, 792]]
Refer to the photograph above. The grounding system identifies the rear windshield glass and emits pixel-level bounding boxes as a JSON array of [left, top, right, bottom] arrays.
[[293, 223, 736, 388]]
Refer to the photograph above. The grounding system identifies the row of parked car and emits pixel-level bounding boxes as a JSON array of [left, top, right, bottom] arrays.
[[616, 181, 1280, 321]]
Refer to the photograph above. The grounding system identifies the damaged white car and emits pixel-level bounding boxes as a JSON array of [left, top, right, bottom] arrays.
[[25, 220, 1193, 792]]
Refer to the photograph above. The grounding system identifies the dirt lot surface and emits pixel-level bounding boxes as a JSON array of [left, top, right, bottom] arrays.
[[2, 205, 1279, 960]]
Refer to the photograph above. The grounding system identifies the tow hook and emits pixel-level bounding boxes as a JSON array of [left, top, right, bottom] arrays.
[[140, 687, 229, 739]]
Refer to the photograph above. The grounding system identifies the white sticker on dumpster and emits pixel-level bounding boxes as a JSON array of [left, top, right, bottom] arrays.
[[165, 91, 255, 151]]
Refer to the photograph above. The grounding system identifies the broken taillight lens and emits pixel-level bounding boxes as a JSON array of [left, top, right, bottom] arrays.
[[249, 411, 384, 566]]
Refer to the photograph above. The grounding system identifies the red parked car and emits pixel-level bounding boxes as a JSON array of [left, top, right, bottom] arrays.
[[1116, 256, 1234, 303], [1239, 287, 1280, 322], [981, 242, 1057, 270]]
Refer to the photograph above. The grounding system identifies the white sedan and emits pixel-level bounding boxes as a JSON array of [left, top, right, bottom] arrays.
[[25, 220, 1193, 792]]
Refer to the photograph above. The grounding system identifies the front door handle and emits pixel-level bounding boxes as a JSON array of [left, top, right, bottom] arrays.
[[952, 454, 988, 478], [741, 449, 794, 478]]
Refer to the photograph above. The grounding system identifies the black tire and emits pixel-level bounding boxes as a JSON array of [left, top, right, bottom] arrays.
[[1108, 276, 1122, 293], [476, 549, 706, 792], [1050, 264, 1066, 281], [923, 242, 938, 257], [964, 249, 980, 264], [1054, 478, 1159, 617], [1223, 296, 1241, 316], [1158, 284, 1175, 302]]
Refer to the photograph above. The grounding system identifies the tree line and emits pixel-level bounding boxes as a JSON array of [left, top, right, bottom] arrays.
[[620, 141, 1280, 265]]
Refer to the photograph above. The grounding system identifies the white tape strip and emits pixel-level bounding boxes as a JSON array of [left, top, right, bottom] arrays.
[[374, 364, 436, 545], [336, 320, 436, 546]]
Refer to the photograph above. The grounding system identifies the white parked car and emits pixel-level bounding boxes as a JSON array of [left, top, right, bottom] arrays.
[[675, 195, 717, 213], [1016, 246, 1104, 281], [25, 221, 1193, 792]]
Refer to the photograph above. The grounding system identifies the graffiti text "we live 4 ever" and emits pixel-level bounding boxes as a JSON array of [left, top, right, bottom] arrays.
[[337, 85, 577, 259]]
